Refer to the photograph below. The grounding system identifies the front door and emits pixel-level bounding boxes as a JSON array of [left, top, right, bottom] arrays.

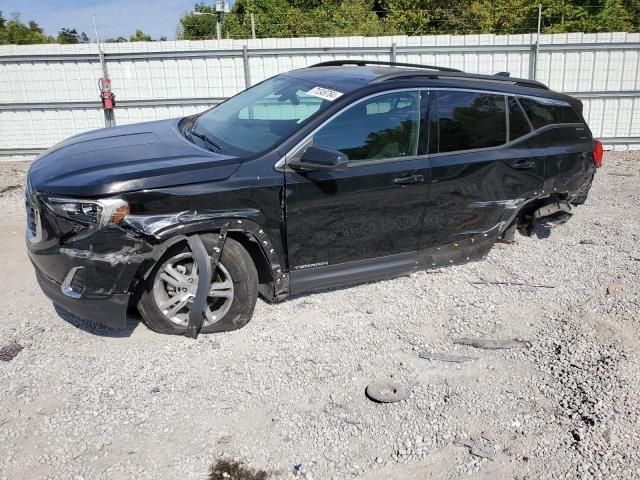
[[284, 89, 431, 294]]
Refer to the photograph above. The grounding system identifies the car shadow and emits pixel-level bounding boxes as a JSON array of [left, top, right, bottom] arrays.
[[533, 223, 552, 239], [53, 304, 140, 338]]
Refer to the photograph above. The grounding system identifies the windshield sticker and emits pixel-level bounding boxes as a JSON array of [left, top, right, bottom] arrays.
[[306, 86, 343, 102]]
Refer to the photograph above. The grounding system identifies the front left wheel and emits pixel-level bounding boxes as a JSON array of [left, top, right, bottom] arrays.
[[137, 235, 259, 335]]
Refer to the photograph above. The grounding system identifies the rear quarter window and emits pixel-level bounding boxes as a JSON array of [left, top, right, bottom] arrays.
[[518, 97, 582, 129], [436, 91, 506, 153]]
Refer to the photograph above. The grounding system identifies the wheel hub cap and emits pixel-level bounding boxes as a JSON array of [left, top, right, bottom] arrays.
[[152, 252, 234, 328]]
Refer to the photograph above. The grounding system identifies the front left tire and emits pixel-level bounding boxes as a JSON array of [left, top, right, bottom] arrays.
[[137, 235, 259, 335]]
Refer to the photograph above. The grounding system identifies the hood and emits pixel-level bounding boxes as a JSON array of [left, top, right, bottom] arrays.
[[28, 118, 242, 197]]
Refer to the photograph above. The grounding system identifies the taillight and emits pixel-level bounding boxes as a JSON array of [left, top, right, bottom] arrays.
[[593, 139, 603, 168]]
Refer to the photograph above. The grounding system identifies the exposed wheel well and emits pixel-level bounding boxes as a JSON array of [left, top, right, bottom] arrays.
[[510, 194, 572, 236], [226, 231, 276, 301]]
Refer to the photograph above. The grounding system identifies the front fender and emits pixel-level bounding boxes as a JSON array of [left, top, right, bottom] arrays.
[[124, 212, 289, 299]]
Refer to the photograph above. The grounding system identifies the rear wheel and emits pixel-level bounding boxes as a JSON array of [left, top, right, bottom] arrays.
[[138, 236, 258, 335]]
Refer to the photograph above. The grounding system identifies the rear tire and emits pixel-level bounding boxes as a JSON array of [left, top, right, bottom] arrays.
[[137, 235, 259, 335]]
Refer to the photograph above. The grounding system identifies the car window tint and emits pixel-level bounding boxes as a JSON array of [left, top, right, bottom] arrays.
[[436, 91, 506, 153], [509, 97, 531, 140], [517, 97, 581, 129], [313, 91, 420, 163], [239, 90, 325, 121]]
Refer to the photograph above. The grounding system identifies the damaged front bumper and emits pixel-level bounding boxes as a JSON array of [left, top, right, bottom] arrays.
[[33, 268, 132, 329], [27, 234, 152, 329], [25, 193, 155, 329]]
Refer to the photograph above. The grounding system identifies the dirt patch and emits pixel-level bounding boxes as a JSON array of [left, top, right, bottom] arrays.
[[208, 460, 269, 480]]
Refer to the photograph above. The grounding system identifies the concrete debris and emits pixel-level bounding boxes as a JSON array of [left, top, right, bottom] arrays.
[[418, 351, 479, 363], [0, 342, 23, 361], [365, 382, 410, 403], [453, 338, 531, 349], [471, 279, 556, 289], [455, 439, 494, 460], [0, 185, 20, 195]]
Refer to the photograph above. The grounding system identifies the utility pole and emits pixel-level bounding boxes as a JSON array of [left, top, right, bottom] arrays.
[[215, 0, 227, 41], [534, 4, 542, 80], [250, 13, 256, 39]]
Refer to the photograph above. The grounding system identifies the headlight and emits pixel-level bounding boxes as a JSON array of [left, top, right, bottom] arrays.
[[43, 197, 129, 227]]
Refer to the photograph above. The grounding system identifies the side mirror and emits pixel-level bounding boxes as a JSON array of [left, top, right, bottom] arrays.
[[290, 145, 348, 173]]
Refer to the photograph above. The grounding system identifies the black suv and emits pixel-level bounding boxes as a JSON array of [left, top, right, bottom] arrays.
[[26, 60, 601, 336]]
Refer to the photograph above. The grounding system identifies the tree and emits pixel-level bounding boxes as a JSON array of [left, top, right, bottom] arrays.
[[179, 2, 220, 40], [0, 13, 53, 44], [381, 0, 475, 35], [595, 0, 634, 33], [181, 0, 384, 40], [104, 36, 129, 43], [28, 20, 43, 34], [130, 29, 153, 41], [57, 28, 80, 44]]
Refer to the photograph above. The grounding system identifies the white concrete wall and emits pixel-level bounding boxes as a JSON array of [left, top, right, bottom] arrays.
[[1, 32, 639, 161]]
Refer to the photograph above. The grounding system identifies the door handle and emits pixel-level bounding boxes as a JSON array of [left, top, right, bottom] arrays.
[[512, 160, 536, 170], [393, 174, 424, 185]]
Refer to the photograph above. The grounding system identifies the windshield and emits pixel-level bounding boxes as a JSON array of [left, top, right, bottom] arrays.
[[189, 75, 336, 155]]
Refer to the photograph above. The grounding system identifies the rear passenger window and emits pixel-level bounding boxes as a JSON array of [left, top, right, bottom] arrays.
[[436, 91, 506, 153], [517, 97, 581, 129], [509, 97, 531, 140], [313, 91, 420, 163]]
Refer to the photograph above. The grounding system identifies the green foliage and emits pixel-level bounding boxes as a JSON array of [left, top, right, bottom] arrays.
[[2, 0, 640, 46], [179, 2, 220, 40], [178, 0, 384, 39], [0, 12, 53, 44], [57, 28, 80, 44], [0, 11, 153, 45], [178, 0, 639, 39], [130, 29, 153, 42]]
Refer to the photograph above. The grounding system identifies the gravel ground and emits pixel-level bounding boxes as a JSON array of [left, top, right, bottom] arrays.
[[1, 151, 639, 480]]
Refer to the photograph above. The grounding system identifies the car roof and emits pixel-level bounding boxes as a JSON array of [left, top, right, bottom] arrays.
[[284, 62, 575, 103], [285, 65, 411, 93]]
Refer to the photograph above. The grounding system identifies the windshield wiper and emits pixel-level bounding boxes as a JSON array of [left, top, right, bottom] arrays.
[[189, 127, 223, 152]]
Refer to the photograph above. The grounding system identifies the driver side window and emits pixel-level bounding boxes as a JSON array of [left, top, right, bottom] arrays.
[[313, 91, 420, 163]]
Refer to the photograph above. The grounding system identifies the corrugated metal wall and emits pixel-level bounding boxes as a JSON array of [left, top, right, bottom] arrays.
[[1, 32, 639, 161]]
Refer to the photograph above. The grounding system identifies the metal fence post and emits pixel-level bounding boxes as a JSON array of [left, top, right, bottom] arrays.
[[390, 42, 397, 63], [242, 45, 251, 88], [529, 44, 537, 80]]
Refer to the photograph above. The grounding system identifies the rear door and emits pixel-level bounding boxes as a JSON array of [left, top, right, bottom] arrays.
[[419, 89, 545, 263], [284, 89, 431, 294]]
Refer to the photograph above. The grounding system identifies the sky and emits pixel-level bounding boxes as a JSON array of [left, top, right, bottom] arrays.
[[0, 0, 205, 40]]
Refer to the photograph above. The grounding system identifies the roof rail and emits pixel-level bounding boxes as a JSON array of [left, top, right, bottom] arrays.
[[309, 59, 462, 73], [371, 70, 549, 90]]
